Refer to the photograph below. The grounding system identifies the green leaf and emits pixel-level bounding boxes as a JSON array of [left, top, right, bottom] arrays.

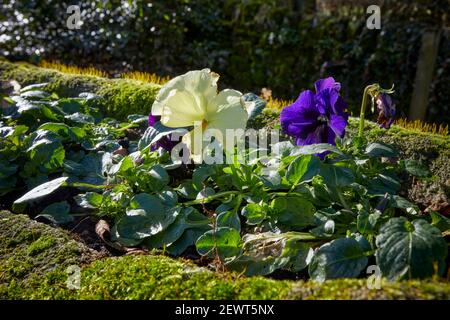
[[129, 193, 165, 212], [167, 228, 207, 256], [116, 206, 178, 241], [177, 180, 199, 199], [192, 165, 218, 186], [404, 159, 431, 178], [20, 83, 49, 92], [196, 227, 241, 258], [36, 201, 74, 225], [310, 219, 335, 238], [148, 165, 170, 190], [13, 177, 68, 213], [375, 217, 447, 280], [389, 195, 420, 215], [114, 193, 178, 242], [271, 197, 315, 230], [242, 92, 266, 119], [308, 237, 368, 282], [357, 210, 381, 235], [290, 143, 342, 156], [319, 164, 354, 187], [241, 203, 266, 225], [55, 98, 83, 114], [25, 130, 65, 171], [64, 112, 95, 124], [0, 159, 18, 178], [157, 189, 178, 207], [228, 232, 313, 276], [282, 239, 314, 272], [38, 122, 86, 141], [286, 155, 320, 185], [217, 210, 241, 231], [430, 210, 450, 232], [144, 207, 210, 249], [74, 192, 103, 209], [138, 123, 187, 151], [20, 90, 50, 99], [127, 114, 148, 124], [367, 173, 400, 195], [365, 142, 398, 158]]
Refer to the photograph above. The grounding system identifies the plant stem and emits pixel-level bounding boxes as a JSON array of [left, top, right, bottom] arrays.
[[337, 188, 350, 210], [116, 123, 138, 132], [358, 85, 375, 139], [70, 182, 113, 190], [182, 191, 240, 207]]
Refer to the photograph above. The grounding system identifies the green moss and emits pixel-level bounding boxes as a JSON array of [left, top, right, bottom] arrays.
[[0, 210, 98, 299], [96, 80, 160, 120], [286, 278, 450, 300], [0, 59, 159, 119], [72, 255, 288, 299], [27, 236, 56, 256], [2, 210, 450, 300]]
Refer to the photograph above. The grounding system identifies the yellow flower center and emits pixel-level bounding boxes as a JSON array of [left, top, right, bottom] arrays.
[[202, 119, 208, 130]]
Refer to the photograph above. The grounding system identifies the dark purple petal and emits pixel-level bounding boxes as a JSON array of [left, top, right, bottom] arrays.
[[148, 113, 161, 126], [376, 93, 395, 129], [295, 124, 329, 146], [325, 126, 337, 146], [280, 90, 319, 136], [153, 135, 179, 152], [333, 96, 348, 115], [328, 114, 348, 138], [280, 77, 348, 153], [295, 90, 317, 113], [315, 88, 339, 115], [148, 113, 177, 151], [315, 77, 341, 93]]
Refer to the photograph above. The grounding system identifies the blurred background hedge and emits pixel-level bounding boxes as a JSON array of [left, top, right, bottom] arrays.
[[0, 0, 448, 125]]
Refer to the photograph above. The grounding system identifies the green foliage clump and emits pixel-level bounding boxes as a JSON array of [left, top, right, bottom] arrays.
[[2, 81, 449, 283], [0, 59, 158, 119]]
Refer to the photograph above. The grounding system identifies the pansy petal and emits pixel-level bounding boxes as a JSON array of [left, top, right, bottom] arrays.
[[295, 90, 317, 112], [160, 90, 204, 127], [315, 77, 341, 93], [152, 69, 218, 116], [316, 88, 339, 115], [148, 114, 160, 126], [285, 119, 318, 138], [208, 95, 247, 130], [328, 114, 348, 138], [207, 96, 247, 153], [295, 124, 325, 146], [206, 89, 243, 115], [333, 96, 348, 115], [325, 126, 338, 145], [182, 125, 204, 164], [280, 90, 319, 135]]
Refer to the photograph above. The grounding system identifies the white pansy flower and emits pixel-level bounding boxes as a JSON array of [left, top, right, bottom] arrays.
[[151, 69, 248, 162]]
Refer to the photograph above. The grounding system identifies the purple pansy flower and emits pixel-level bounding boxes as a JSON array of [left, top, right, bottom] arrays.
[[376, 93, 395, 129], [280, 77, 349, 153], [148, 113, 179, 151]]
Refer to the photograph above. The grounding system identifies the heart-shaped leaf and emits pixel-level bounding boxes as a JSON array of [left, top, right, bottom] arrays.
[[196, 227, 241, 258], [308, 237, 368, 282], [375, 217, 447, 280], [286, 155, 320, 186], [365, 142, 398, 158]]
